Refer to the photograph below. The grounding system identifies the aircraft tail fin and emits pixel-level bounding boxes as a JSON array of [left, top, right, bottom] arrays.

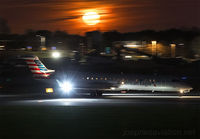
[[22, 56, 55, 79]]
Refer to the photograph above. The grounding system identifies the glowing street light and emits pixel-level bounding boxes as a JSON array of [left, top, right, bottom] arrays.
[[170, 44, 176, 58], [151, 41, 157, 56], [151, 41, 157, 45]]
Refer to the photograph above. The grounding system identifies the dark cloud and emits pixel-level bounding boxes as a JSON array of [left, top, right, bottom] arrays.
[[46, 16, 81, 22]]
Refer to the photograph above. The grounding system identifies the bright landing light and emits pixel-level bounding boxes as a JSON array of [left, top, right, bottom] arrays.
[[60, 81, 73, 93], [179, 89, 184, 94], [52, 52, 61, 58], [82, 12, 100, 25]]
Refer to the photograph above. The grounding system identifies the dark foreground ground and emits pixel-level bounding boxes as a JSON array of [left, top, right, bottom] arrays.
[[0, 94, 200, 139]]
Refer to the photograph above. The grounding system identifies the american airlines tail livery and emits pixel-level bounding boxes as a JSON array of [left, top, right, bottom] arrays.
[[23, 56, 55, 79]]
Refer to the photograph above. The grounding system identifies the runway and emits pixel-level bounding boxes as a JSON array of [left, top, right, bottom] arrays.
[[1, 93, 200, 106], [1, 93, 200, 139]]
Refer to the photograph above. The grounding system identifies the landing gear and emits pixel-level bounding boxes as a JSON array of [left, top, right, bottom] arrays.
[[90, 91, 103, 97], [90, 92, 96, 97], [96, 92, 103, 97]]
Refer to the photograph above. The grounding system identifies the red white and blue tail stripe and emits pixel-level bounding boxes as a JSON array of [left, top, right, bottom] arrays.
[[23, 56, 55, 79]]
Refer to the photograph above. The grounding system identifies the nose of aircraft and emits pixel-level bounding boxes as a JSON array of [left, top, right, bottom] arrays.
[[179, 83, 193, 93]]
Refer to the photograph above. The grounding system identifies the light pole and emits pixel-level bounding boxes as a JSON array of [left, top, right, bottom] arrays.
[[170, 44, 176, 58], [151, 41, 157, 56]]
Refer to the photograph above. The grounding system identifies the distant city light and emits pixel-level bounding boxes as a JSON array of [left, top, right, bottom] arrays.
[[170, 44, 176, 58], [20, 48, 26, 50], [51, 46, 57, 50], [181, 77, 187, 80], [151, 41, 157, 45], [41, 47, 47, 51], [105, 47, 111, 54], [170, 44, 176, 47], [125, 55, 132, 59], [26, 46, 32, 50], [123, 41, 144, 48], [52, 52, 61, 58], [124, 44, 139, 48], [0, 45, 5, 50]]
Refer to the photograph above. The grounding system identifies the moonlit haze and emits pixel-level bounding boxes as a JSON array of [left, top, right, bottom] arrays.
[[0, 0, 199, 34]]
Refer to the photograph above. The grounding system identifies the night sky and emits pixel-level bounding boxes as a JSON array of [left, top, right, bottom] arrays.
[[0, 0, 199, 34]]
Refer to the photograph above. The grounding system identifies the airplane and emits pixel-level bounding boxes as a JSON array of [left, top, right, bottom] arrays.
[[17, 55, 193, 96]]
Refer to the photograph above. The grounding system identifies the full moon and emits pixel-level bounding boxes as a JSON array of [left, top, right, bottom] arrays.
[[82, 12, 100, 25]]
